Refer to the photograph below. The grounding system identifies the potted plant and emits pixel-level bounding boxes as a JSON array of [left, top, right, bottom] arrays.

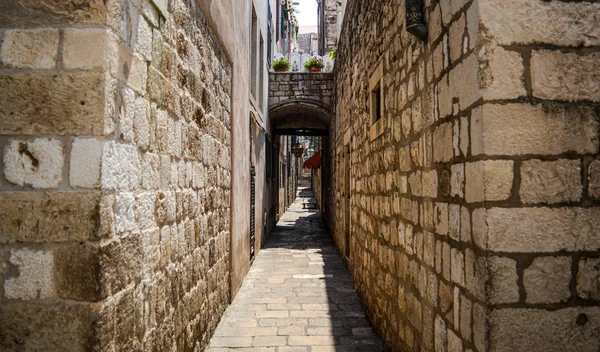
[[405, 0, 428, 42], [304, 56, 325, 72], [272, 57, 291, 72]]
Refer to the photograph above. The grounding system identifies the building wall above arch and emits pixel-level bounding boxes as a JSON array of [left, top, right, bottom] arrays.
[[268, 72, 333, 133]]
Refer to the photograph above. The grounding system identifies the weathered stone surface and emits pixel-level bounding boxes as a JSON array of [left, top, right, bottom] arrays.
[[434, 315, 446, 352], [486, 207, 600, 252], [435, 202, 448, 236], [465, 160, 513, 203], [0, 29, 59, 69], [531, 51, 600, 102], [0, 73, 105, 135], [447, 53, 480, 110], [55, 244, 100, 302], [99, 233, 142, 296], [114, 192, 136, 234], [0, 192, 100, 243], [480, 0, 600, 47], [459, 295, 472, 342], [520, 159, 581, 204], [422, 170, 438, 198], [523, 256, 571, 304], [440, 0, 470, 26], [4, 248, 54, 300], [307, 0, 600, 351], [449, 15, 465, 64], [428, 5, 442, 42], [590, 160, 600, 199], [489, 307, 600, 352], [471, 104, 598, 156], [488, 256, 519, 304], [471, 208, 486, 249], [63, 28, 107, 69], [460, 207, 471, 242], [576, 258, 600, 301], [127, 53, 148, 96], [466, 1, 478, 50], [433, 122, 453, 163], [448, 204, 460, 241], [101, 141, 141, 190], [483, 46, 525, 100], [135, 16, 153, 60], [0, 0, 107, 27], [0, 1, 232, 352], [0, 301, 97, 351], [450, 163, 464, 198], [472, 302, 486, 352], [70, 138, 103, 188], [447, 328, 462, 352], [3, 138, 64, 188], [451, 248, 464, 286]]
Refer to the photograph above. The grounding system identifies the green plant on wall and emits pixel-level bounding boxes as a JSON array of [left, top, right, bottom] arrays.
[[328, 47, 337, 60], [272, 57, 291, 70], [407, 7, 421, 22]]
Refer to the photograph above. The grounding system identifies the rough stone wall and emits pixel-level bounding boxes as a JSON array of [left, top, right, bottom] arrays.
[[324, 0, 343, 52], [476, 1, 600, 351], [269, 72, 334, 107], [0, 0, 232, 350], [331, 0, 600, 351]]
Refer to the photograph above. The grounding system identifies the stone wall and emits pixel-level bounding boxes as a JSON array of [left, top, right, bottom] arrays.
[[0, 0, 232, 350], [323, 0, 344, 52], [269, 72, 334, 108], [331, 0, 600, 351], [476, 1, 600, 351]]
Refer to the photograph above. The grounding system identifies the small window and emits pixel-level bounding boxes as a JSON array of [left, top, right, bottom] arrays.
[[369, 61, 385, 140], [372, 85, 381, 123], [369, 61, 384, 125]]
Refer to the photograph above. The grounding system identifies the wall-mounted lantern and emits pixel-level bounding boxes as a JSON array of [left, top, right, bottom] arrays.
[[405, 0, 428, 42], [292, 143, 305, 158]]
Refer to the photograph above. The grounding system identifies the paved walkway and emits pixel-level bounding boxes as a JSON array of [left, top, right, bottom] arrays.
[[208, 186, 383, 352]]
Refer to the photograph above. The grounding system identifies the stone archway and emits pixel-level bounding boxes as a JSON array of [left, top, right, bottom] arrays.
[[269, 98, 331, 135], [268, 95, 332, 227]]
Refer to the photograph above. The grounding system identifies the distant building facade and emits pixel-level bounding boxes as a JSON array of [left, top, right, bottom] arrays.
[[317, 0, 346, 55]]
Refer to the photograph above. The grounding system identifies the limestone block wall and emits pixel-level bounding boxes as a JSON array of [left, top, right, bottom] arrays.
[[477, 1, 600, 351], [0, 0, 232, 350], [331, 0, 600, 351], [269, 72, 334, 107]]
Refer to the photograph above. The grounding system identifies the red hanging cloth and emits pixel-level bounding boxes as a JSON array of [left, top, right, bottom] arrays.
[[303, 151, 321, 169]]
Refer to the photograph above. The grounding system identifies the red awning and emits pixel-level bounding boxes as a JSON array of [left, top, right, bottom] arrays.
[[303, 151, 321, 169]]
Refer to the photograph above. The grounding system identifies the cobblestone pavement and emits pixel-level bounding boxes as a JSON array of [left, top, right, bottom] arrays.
[[207, 186, 383, 352]]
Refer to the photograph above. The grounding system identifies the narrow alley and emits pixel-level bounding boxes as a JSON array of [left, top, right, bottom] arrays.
[[1, 0, 600, 351], [208, 184, 383, 352]]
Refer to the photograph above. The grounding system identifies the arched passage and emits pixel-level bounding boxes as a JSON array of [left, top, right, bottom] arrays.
[[268, 93, 333, 228], [269, 98, 331, 135]]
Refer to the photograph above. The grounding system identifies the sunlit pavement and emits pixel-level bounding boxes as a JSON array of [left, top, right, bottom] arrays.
[[207, 186, 383, 352]]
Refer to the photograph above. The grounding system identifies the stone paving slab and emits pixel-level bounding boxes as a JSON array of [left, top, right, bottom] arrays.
[[207, 186, 383, 352]]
